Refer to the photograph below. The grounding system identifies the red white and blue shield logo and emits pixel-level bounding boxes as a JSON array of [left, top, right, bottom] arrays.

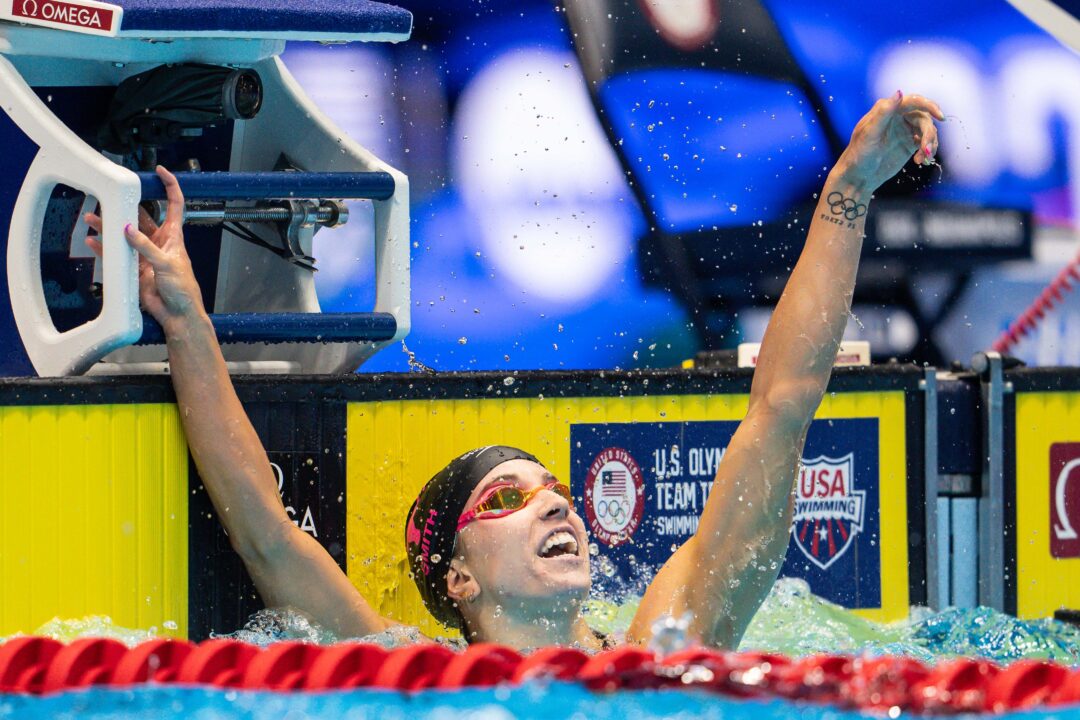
[[792, 453, 865, 570]]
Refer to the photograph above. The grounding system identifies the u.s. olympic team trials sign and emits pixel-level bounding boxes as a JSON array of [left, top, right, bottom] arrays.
[[570, 418, 881, 610]]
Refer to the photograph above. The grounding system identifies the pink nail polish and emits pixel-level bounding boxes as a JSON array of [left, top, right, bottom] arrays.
[[923, 145, 933, 158], [124, 223, 132, 234]]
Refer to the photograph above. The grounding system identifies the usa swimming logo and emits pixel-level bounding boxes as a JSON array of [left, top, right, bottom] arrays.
[[792, 453, 865, 570], [583, 447, 645, 547]]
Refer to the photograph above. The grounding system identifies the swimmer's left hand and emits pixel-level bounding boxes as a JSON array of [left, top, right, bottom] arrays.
[[833, 91, 945, 194]]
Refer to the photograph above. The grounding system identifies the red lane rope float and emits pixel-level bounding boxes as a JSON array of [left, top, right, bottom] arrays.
[[913, 658, 1000, 714], [986, 660, 1070, 712], [4, 636, 1080, 715], [716, 651, 792, 698], [991, 249, 1080, 354], [772, 654, 855, 704], [578, 646, 657, 691], [110, 638, 194, 686], [438, 643, 522, 688], [0, 637, 63, 694], [1051, 666, 1080, 706], [243, 641, 324, 690], [844, 657, 930, 711], [372, 643, 455, 691], [512, 646, 588, 683], [40, 638, 128, 694], [175, 639, 260, 688], [303, 642, 387, 690]]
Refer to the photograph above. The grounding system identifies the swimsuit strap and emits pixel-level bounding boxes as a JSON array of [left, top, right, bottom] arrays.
[[592, 628, 619, 650]]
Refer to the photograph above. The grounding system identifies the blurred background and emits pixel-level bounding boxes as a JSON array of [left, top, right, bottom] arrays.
[[284, 0, 1080, 373]]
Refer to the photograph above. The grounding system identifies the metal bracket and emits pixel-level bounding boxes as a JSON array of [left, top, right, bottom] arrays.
[[145, 197, 351, 272], [973, 351, 1009, 611], [922, 368, 941, 610], [279, 199, 318, 270]]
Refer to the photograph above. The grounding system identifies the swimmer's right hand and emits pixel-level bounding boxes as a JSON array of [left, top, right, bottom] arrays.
[[84, 165, 206, 332]]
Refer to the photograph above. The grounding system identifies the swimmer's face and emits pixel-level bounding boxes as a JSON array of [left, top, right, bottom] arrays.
[[454, 459, 591, 614]]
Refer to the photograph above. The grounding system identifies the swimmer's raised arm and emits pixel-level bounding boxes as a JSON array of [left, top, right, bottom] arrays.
[[85, 167, 391, 639], [629, 93, 944, 648]]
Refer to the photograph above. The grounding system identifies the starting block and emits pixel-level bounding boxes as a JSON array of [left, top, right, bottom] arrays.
[[0, 0, 413, 376]]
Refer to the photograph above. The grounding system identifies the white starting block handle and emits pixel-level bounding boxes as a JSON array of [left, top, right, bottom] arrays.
[[2, 56, 142, 377]]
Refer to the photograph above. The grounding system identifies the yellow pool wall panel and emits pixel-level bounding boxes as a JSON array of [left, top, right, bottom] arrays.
[[346, 390, 909, 637], [0, 404, 189, 638], [1014, 391, 1080, 619]]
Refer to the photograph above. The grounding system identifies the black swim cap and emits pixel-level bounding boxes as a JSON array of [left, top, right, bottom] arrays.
[[405, 445, 542, 630]]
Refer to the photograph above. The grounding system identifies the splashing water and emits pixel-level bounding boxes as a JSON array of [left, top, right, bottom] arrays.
[[212, 607, 338, 647], [400, 340, 437, 374], [583, 579, 1080, 664], [27, 616, 161, 647], [740, 579, 1080, 664], [648, 611, 695, 658], [6, 579, 1080, 665], [218, 609, 467, 651], [752, 579, 1080, 663]]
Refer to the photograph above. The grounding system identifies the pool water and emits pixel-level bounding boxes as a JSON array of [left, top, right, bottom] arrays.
[[587, 580, 1080, 665], [3, 681, 1080, 720], [740, 580, 1080, 664], [15, 579, 1080, 665]]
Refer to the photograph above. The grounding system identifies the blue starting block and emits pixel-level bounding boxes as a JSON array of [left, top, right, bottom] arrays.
[[0, 0, 413, 376]]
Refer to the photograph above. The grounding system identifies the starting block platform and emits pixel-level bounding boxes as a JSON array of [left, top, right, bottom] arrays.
[[0, 0, 413, 376], [1, 0, 412, 41]]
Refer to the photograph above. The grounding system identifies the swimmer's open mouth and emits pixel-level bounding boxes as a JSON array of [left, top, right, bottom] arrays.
[[539, 530, 579, 558]]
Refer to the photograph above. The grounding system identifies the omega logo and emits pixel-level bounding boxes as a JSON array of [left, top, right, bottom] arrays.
[[1054, 458, 1080, 540], [1050, 443, 1080, 558], [13, 0, 110, 30], [270, 461, 319, 538]]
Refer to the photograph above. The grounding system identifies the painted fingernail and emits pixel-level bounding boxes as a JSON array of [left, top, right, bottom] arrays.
[[896, 90, 903, 101], [923, 145, 933, 158], [124, 223, 133, 234]]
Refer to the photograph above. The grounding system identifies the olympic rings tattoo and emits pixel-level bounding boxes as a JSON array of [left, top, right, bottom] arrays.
[[827, 191, 867, 221]]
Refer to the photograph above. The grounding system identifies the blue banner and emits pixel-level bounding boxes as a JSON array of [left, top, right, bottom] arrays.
[[570, 418, 882, 609]]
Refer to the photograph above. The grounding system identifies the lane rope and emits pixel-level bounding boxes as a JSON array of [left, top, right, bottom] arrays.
[[992, 250, 1080, 354], [2, 636, 1079, 712]]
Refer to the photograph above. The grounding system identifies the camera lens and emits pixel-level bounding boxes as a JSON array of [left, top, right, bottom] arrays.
[[222, 69, 263, 120]]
